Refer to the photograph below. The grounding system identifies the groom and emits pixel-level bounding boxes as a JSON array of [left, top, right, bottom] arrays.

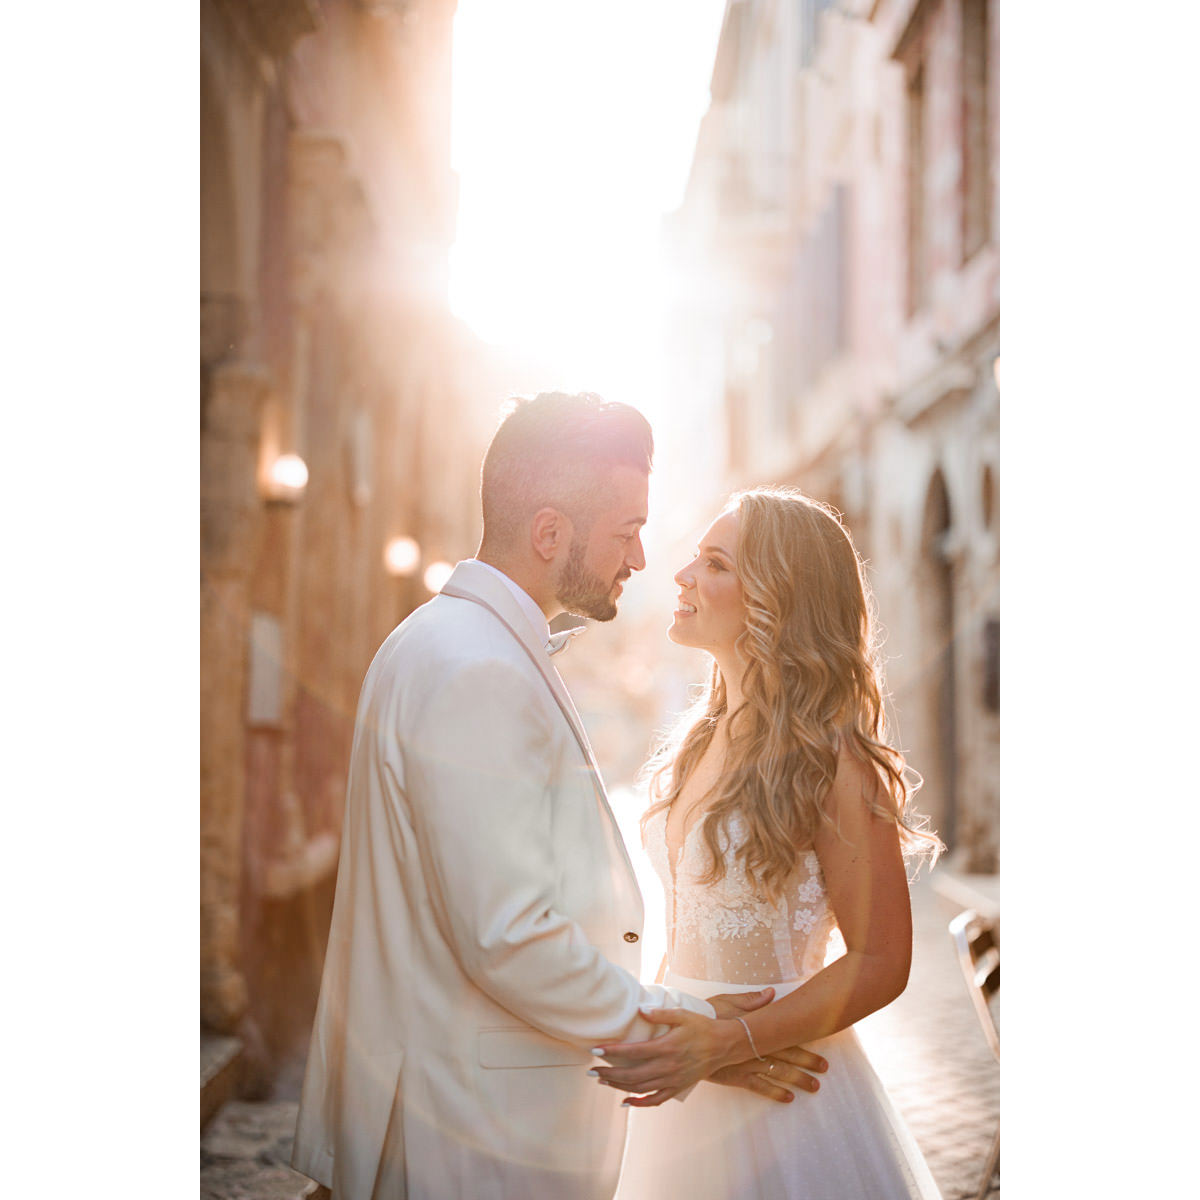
[[292, 393, 821, 1200]]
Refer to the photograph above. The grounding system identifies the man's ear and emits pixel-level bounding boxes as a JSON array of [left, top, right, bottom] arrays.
[[531, 507, 571, 562]]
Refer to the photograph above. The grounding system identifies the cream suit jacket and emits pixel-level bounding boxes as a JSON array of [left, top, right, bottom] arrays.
[[292, 560, 713, 1200]]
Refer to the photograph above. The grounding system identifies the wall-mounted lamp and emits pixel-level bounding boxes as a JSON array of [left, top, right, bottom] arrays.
[[264, 453, 309, 504], [384, 536, 421, 577], [423, 561, 454, 593]]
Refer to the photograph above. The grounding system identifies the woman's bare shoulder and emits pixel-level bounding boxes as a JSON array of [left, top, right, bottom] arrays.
[[824, 738, 888, 818]]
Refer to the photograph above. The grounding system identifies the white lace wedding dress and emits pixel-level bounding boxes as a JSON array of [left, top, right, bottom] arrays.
[[616, 808, 943, 1200]]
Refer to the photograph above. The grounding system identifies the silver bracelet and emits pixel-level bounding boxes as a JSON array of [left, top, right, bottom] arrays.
[[733, 1015, 766, 1062]]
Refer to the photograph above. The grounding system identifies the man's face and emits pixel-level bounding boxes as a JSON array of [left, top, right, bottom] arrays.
[[555, 465, 649, 622]]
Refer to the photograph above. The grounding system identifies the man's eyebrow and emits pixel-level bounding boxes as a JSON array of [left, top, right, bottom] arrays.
[[620, 517, 647, 529]]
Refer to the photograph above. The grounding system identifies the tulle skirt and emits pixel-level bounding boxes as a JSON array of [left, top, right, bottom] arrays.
[[615, 973, 943, 1200]]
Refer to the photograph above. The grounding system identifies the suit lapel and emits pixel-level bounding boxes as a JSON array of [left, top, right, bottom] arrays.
[[439, 561, 601, 777], [438, 561, 640, 887]]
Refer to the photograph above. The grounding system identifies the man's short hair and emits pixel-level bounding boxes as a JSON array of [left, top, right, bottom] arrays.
[[480, 392, 653, 547]]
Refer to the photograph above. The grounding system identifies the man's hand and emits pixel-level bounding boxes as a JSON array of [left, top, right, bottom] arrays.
[[709, 1044, 828, 1103]]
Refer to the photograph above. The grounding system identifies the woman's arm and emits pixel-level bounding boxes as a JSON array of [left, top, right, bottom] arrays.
[[592, 747, 912, 1104], [723, 745, 913, 1050]]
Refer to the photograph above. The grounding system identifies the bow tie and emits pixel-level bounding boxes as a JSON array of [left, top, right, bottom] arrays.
[[546, 625, 587, 656]]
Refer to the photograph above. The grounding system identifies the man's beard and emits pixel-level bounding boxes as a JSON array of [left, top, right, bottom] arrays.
[[556, 536, 626, 622]]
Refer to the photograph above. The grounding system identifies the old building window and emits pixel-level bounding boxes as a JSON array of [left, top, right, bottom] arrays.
[[981, 461, 997, 531], [906, 61, 928, 316], [895, 0, 933, 316], [346, 407, 373, 509], [829, 185, 849, 356], [961, 0, 991, 261], [983, 615, 1000, 712], [247, 612, 285, 727], [785, 184, 851, 392]]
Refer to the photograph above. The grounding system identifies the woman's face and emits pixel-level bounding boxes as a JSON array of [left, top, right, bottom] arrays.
[[669, 510, 747, 656]]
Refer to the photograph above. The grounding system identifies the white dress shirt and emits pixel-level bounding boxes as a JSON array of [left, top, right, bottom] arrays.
[[468, 558, 551, 646]]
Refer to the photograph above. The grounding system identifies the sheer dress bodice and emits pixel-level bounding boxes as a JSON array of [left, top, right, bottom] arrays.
[[644, 805, 838, 985]]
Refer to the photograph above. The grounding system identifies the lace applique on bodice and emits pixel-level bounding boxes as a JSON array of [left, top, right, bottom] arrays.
[[644, 806, 838, 984]]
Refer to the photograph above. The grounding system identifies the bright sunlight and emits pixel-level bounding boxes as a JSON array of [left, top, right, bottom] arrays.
[[450, 0, 727, 410]]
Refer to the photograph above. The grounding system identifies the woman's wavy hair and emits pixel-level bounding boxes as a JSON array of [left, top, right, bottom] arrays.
[[642, 487, 941, 902]]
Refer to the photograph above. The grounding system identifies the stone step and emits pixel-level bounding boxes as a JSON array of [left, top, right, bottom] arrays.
[[201, 1031, 244, 1131], [201, 1099, 321, 1200]]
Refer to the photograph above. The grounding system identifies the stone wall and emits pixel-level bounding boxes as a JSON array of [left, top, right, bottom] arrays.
[[201, 0, 497, 1087]]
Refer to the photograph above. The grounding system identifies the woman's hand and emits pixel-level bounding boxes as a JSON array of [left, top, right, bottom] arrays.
[[708, 989, 828, 1101], [706, 987, 775, 1021], [589, 1007, 756, 1107], [708, 1045, 828, 1103]]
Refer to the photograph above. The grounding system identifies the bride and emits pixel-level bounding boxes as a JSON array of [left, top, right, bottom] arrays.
[[593, 487, 945, 1200]]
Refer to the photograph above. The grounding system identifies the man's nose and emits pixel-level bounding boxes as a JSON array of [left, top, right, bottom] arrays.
[[628, 535, 646, 572]]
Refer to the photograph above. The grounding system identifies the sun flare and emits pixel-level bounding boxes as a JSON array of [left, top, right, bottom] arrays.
[[449, 0, 727, 396]]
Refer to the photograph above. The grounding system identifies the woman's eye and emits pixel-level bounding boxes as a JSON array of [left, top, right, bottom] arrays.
[[706, 559, 724, 571]]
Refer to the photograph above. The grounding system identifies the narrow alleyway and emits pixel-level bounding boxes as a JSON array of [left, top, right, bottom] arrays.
[[201, 876, 999, 1199]]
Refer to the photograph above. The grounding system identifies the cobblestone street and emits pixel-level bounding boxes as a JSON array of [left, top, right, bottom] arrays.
[[201, 1100, 315, 1200], [858, 877, 1000, 1199], [202, 874, 999, 1199]]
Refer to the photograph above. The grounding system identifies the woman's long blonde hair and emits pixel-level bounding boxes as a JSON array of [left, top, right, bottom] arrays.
[[643, 487, 940, 902]]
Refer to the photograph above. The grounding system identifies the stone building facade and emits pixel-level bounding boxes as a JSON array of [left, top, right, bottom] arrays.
[[664, 0, 999, 870], [201, 0, 498, 1089]]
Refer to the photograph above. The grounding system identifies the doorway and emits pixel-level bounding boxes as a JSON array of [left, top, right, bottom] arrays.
[[919, 469, 958, 851]]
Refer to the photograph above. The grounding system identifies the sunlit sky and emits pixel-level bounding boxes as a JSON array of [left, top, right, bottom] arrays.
[[450, 0, 727, 414]]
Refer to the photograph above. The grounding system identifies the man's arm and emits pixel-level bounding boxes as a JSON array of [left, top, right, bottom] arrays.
[[399, 656, 715, 1047]]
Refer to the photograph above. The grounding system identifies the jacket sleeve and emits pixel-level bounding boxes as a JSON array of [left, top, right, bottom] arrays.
[[398, 655, 715, 1047]]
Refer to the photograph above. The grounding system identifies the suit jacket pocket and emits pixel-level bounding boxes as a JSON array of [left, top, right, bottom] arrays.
[[477, 1027, 592, 1069]]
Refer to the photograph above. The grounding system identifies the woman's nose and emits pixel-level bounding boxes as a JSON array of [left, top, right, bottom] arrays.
[[674, 561, 694, 587]]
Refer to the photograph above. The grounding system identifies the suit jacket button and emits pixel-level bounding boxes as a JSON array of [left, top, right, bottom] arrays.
[[623, 931, 639, 943]]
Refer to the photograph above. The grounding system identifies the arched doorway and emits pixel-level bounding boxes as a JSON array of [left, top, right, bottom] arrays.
[[919, 468, 958, 852]]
